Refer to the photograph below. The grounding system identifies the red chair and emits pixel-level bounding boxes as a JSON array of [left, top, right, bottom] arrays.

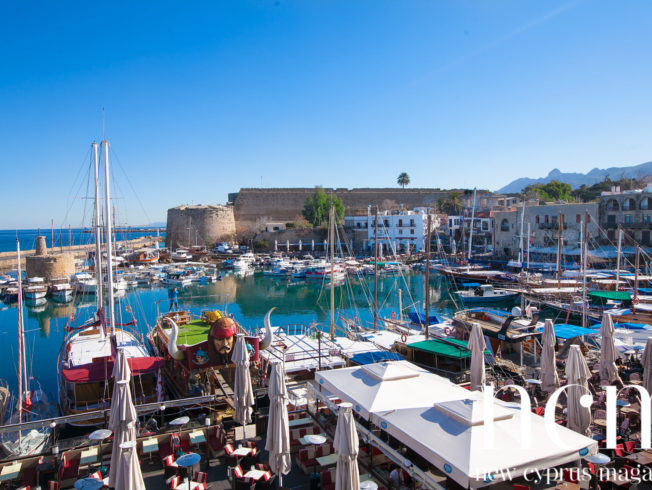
[[194, 471, 207, 484], [624, 441, 637, 453], [47, 483, 59, 490], [513, 485, 531, 490], [562, 468, 579, 483], [60, 452, 80, 481], [614, 444, 626, 457], [534, 407, 544, 416]]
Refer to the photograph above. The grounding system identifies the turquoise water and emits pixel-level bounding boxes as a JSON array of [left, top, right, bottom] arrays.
[[0, 272, 459, 397]]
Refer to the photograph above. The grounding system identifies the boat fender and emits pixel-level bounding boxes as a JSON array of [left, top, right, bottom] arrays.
[[391, 312, 397, 320], [401, 333, 407, 343], [261, 308, 275, 351], [166, 318, 185, 361], [444, 327, 452, 336]]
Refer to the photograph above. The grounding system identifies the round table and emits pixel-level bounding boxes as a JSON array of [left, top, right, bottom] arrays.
[[74, 478, 104, 490], [360, 480, 379, 490], [88, 429, 112, 476], [304, 434, 327, 478], [170, 416, 190, 427], [616, 400, 631, 407], [176, 452, 201, 490], [525, 379, 542, 385], [584, 452, 611, 464]]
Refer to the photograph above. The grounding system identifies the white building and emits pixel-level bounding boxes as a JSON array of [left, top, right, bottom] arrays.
[[345, 208, 438, 253]]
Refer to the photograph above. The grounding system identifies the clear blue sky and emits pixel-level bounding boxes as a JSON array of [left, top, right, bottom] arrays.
[[2, 1, 652, 228]]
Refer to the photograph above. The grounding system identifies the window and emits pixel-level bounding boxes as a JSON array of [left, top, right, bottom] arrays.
[[410, 219, 415, 227], [641, 197, 651, 210], [535, 216, 540, 224], [410, 229, 414, 235], [384, 220, 389, 227], [624, 214, 632, 224], [482, 221, 488, 231], [606, 199, 619, 211], [398, 219, 403, 227], [623, 199, 636, 211], [607, 215, 616, 225], [500, 219, 510, 232], [644, 214, 650, 224], [576, 214, 581, 223], [545, 215, 549, 224]]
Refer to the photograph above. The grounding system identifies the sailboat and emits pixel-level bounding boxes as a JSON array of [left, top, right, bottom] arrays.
[[57, 140, 164, 426], [1, 240, 55, 457]]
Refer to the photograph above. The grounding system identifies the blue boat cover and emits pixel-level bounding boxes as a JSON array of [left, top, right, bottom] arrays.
[[349, 351, 404, 365], [535, 324, 599, 339], [408, 311, 444, 325], [460, 282, 482, 288], [465, 308, 511, 317], [637, 288, 652, 294], [615, 322, 652, 331]]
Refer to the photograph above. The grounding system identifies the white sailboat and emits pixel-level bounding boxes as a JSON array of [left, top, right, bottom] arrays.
[[57, 140, 164, 426]]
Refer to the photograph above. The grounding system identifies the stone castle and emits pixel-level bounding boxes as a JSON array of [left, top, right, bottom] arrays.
[[166, 187, 451, 249]]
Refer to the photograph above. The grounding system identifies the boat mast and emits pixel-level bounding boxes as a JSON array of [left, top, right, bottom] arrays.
[[634, 245, 640, 310], [526, 222, 531, 270], [329, 203, 335, 339], [16, 239, 25, 429], [616, 225, 622, 290], [424, 213, 431, 339], [581, 214, 588, 327], [373, 208, 378, 332], [556, 212, 563, 289], [92, 142, 104, 307], [467, 188, 476, 263], [518, 201, 525, 265], [102, 140, 116, 335]]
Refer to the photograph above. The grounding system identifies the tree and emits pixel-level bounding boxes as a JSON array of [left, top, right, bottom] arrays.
[[302, 187, 345, 227], [522, 180, 572, 202], [397, 172, 410, 188]]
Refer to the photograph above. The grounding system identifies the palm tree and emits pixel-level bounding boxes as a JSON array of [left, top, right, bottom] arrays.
[[397, 172, 410, 189], [449, 191, 462, 214]]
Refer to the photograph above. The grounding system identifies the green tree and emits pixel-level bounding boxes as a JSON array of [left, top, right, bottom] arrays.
[[397, 172, 410, 188], [302, 187, 345, 227], [522, 180, 572, 202]]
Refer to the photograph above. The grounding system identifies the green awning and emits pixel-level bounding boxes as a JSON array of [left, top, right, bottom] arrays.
[[409, 338, 490, 360], [588, 291, 632, 302]]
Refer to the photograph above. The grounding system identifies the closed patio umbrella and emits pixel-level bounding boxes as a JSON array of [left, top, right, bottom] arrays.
[[233, 334, 255, 428], [599, 313, 621, 386], [469, 323, 486, 391], [265, 361, 291, 485], [334, 402, 360, 490], [642, 338, 652, 394], [565, 345, 591, 437], [541, 319, 560, 393], [108, 349, 145, 489]]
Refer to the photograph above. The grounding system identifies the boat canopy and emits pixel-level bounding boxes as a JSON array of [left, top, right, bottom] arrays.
[[535, 324, 598, 340], [408, 338, 490, 360], [588, 291, 632, 302], [408, 311, 444, 325], [349, 351, 404, 365], [62, 356, 165, 383]]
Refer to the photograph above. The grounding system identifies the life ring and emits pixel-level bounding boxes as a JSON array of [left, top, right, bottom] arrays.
[[391, 312, 397, 320], [401, 333, 407, 343], [444, 327, 452, 336]]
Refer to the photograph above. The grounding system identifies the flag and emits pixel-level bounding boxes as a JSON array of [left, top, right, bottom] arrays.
[[156, 369, 164, 402]]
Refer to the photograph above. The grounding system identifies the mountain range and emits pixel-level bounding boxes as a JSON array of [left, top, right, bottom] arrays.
[[497, 161, 652, 194]]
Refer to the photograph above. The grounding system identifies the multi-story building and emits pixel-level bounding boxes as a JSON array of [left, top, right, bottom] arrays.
[[446, 212, 494, 254], [493, 202, 599, 259], [344, 207, 438, 253], [461, 192, 521, 213], [599, 184, 652, 245]]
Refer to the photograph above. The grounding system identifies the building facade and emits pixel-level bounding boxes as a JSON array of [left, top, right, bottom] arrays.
[[493, 202, 599, 259], [599, 184, 652, 245]]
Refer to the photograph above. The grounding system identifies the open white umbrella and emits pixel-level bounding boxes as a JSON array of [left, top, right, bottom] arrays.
[[233, 334, 255, 428], [599, 313, 621, 386], [540, 319, 560, 393], [109, 349, 145, 489], [565, 345, 591, 437], [334, 402, 360, 490], [265, 361, 291, 485], [642, 338, 652, 394], [468, 323, 486, 391]]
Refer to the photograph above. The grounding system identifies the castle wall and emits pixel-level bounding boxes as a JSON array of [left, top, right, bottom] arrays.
[[25, 253, 75, 280], [166, 205, 236, 249]]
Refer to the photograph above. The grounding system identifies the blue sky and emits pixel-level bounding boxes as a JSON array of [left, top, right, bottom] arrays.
[[2, 1, 652, 228]]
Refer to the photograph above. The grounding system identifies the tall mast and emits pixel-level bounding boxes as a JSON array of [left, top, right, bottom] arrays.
[[634, 245, 640, 309], [556, 212, 563, 289], [526, 222, 531, 269], [616, 226, 623, 290], [582, 213, 588, 328], [425, 213, 431, 339], [467, 188, 476, 262], [329, 203, 335, 339], [103, 140, 116, 335], [92, 142, 104, 306], [16, 239, 25, 428], [373, 209, 378, 332], [518, 201, 526, 264]]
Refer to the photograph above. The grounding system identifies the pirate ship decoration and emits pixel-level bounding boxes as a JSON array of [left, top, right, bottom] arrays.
[[148, 308, 273, 400]]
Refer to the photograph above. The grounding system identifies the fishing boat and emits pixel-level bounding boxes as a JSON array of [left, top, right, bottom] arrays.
[[71, 272, 97, 295], [57, 139, 164, 426], [147, 307, 272, 399], [170, 249, 192, 262], [49, 278, 73, 302], [126, 248, 159, 265], [24, 277, 47, 300], [454, 284, 520, 305], [1, 240, 55, 457]]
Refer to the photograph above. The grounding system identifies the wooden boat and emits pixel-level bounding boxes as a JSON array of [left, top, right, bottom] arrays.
[[126, 248, 159, 265], [148, 308, 273, 400], [454, 284, 520, 305]]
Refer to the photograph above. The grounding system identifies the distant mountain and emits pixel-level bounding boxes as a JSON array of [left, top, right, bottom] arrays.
[[498, 161, 652, 194]]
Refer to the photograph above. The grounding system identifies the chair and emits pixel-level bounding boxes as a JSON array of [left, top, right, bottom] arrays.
[[255, 463, 270, 471], [194, 471, 207, 485], [163, 454, 179, 479], [562, 468, 579, 483], [533, 407, 544, 416], [257, 472, 277, 490], [60, 452, 80, 482], [234, 477, 255, 490], [224, 443, 237, 466], [47, 483, 59, 490], [89, 471, 102, 480], [624, 441, 637, 453], [513, 485, 531, 490]]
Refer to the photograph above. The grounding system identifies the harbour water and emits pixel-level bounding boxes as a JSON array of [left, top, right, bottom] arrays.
[[0, 271, 457, 396], [0, 228, 164, 253]]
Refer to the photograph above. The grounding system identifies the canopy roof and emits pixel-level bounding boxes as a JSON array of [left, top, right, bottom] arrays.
[[535, 324, 599, 340], [62, 356, 165, 383], [409, 338, 490, 360], [315, 361, 468, 421], [349, 351, 404, 365], [589, 291, 632, 302], [377, 401, 597, 488]]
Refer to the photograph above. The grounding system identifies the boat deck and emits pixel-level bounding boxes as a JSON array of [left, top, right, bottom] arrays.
[[67, 329, 148, 367]]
